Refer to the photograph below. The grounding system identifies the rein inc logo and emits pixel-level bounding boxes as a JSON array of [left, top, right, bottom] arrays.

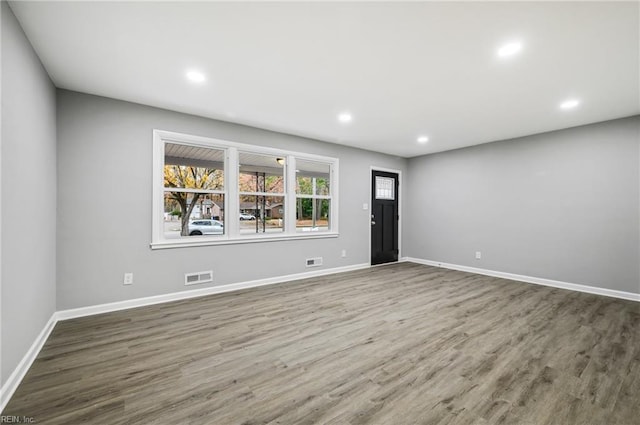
[[0, 417, 34, 424]]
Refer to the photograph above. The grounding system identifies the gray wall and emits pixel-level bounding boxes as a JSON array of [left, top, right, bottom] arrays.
[[1, 2, 57, 386], [56, 90, 407, 310], [405, 116, 640, 294]]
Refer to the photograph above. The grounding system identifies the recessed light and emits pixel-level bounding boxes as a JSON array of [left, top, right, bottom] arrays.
[[560, 99, 580, 110], [417, 136, 429, 144], [497, 42, 522, 58], [338, 112, 352, 123], [186, 70, 206, 83]]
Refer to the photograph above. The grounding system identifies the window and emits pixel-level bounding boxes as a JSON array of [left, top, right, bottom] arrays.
[[296, 159, 331, 232], [152, 130, 338, 248], [375, 176, 395, 200], [239, 152, 285, 234], [163, 143, 225, 239]]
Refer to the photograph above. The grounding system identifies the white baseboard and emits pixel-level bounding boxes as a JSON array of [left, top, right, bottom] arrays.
[[0, 312, 57, 414], [406, 257, 640, 302], [56, 262, 370, 321]]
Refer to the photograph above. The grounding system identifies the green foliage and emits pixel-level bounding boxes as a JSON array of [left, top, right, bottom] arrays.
[[296, 176, 329, 196], [297, 198, 329, 219]]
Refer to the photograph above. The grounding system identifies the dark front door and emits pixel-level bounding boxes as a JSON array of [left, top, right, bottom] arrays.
[[371, 170, 399, 265]]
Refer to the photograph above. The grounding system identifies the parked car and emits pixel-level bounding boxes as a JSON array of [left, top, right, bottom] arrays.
[[239, 213, 256, 221], [188, 219, 224, 236]]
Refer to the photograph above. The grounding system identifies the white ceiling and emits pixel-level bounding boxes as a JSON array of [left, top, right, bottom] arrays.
[[9, 1, 640, 158]]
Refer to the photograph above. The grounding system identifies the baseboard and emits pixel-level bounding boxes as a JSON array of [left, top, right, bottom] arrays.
[[0, 312, 57, 414], [406, 257, 640, 302], [56, 262, 371, 321]]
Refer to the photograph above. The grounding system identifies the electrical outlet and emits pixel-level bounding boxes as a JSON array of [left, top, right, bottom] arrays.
[[341, 249, 347, 258], [363, 203, 368, 210], [123, 273, 133, 285], [475, 251, 481, 260]]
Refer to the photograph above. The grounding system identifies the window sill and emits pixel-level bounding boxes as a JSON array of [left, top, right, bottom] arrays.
[[150, 232, 339, 250]]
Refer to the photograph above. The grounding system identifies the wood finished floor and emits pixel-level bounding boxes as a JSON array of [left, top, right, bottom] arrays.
[[4, 262, 640, 424]]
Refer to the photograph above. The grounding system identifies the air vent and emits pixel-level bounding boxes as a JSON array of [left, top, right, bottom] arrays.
[[184, 270, 213, 286], [306, 257, 323, 268]]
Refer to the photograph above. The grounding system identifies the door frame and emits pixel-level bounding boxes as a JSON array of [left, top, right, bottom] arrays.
[[369, 166, 402, 266]]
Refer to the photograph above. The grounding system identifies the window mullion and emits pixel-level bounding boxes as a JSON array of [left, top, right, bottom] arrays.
[[227, 147, 239, 238], [285, 155, 297, 235], [239, 191, 284, 197], [331, 160, 338, 233], [295, 195, 331, 200], [153, 134, 165, 244], [164, 188, 225, 195]]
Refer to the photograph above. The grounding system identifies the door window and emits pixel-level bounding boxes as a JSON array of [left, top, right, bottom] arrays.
[[375, 176, 395, 200]]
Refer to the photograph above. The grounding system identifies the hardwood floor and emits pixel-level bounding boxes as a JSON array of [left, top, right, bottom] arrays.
[[4, 262, 640, 424]]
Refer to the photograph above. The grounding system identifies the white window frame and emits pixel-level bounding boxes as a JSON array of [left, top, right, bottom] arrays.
[[152, 130, 339, 249]]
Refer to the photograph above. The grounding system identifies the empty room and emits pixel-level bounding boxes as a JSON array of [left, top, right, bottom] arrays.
[[1, 1, 639, 424]]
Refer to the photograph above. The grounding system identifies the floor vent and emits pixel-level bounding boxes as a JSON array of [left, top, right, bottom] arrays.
[[185, 270, 213, 286], [306, 257, 323, 268]]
